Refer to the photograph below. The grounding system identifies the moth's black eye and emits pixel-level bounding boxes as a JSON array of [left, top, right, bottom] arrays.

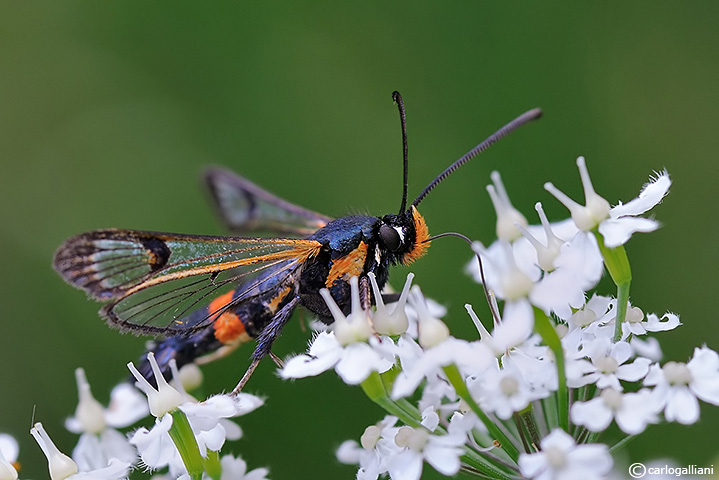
[[379, 224, 401, 252]]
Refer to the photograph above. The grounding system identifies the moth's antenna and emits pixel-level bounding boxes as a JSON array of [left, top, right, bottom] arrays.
[[412, 108, 542, 207], [393, 91, 409, 215], [424, 231, 500, 325]]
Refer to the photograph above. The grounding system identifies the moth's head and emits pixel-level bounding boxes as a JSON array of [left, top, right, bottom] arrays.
[[377, 205, 430, 266]]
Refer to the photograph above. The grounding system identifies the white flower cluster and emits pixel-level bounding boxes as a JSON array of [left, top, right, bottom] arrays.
[[280, 158, 719, 480], [12, 356, 270, 480], [4, 158, 717, 480]]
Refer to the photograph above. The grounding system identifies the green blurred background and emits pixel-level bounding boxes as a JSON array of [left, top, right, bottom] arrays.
[[2, 2, 718, 478]]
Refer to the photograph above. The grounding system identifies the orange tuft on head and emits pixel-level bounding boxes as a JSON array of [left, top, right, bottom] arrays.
[[402, 206, 430, 265]]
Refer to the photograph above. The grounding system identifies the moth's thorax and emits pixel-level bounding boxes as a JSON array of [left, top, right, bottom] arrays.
[[297, 207, 430, 319]]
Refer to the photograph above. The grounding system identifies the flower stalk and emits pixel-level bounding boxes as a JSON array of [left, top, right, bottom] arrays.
[[443, 364, 520, 463], [594, 231, 633, 342], [361, 371, 422, 428], [532, 307, 569, 431], [167, 410, 204, 480]]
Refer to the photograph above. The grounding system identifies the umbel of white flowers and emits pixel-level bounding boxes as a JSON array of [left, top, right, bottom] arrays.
[[283, 157, 719, 480], [10, 157, 719, 480]]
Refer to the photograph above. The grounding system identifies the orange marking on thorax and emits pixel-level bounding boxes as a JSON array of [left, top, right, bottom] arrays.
[[402, 206, 430, 265], [267, 285, 292, 313], [326, 241, 368, 287]]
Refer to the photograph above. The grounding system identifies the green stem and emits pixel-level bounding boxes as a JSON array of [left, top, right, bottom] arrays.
[[443, 364, 520, 462], [203, 450, 222, 480], [613, 280, 631, 342], [532, 307, 569, 432], [459, 453, 517, 480], [168, 410, 204, 479], [594, 232, 633, 342], [517, 407, 541, 452], [360, 371, 422, 428], [609, 434, 637, 453]]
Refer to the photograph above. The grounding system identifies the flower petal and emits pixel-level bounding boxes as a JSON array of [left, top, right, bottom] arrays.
[[610, 172, 671, 218], [664, 387, 700, 424], [598, 217, 660, 248], [335, 343, 392, 385]]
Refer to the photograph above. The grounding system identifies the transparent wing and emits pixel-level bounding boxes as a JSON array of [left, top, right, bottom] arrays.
[[54, 229, 322, 335], [204, 166, 333, 236]]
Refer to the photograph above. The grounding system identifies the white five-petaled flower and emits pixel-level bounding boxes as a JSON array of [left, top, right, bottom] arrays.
[[386, 426, 466, 480], [336, 416, 401, 480], [469, 362, 537, 420], [518, 429, 613, 480], [571, 387, 660, 434], [281, 275, 420, 384], [545, 157, 670, 246], [644, 346, 719, 424], [565, 338, 651, 390], [128, 353, 264, 473]]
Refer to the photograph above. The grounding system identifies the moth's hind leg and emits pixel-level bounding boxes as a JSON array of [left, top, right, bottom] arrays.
[[231, 296, 300, 395]]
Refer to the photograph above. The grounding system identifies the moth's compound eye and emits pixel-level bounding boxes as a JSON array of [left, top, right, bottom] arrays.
[[379, 224, 402, 252]]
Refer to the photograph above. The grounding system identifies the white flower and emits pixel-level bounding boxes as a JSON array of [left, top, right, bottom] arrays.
[[219, 454, 270, 480], [280, 331, 393, 385], [391, 336, 493, 399], [471, 363, 536, 419], [466, 300, 535, 356], [0, 434, 18, 480], [469, 214, 602, 321], [487, 170, 528, 241], [369, 272, 413, 336], [503, 347, 558, 399], [128, 352, 184, 419], [65, 369, 138, 470], [128, 353, 264, 471], [281, 276, 401, 384], [528, 231, 604, 319], [337, 416, 401, 480], [386, 426, 465, 480], [571, 388, 659, 434], [31, 422, 130, 480], [565, 339, 650, 390], [516, 203, 566, 272], [624, 311, 681, 336], [180, 393, 261, 453], [598, 170, 671, 247], [470, 240, 535, 302], [518, 429, 613, 480], [129, 414, 181, 471], [543, 156, 611, 232], [567, 294, 613, 330], [644, 346, 719, 424], [545, 157, 670, 247], [410, 286, 451, 349], [630, 336, 663, 362]]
